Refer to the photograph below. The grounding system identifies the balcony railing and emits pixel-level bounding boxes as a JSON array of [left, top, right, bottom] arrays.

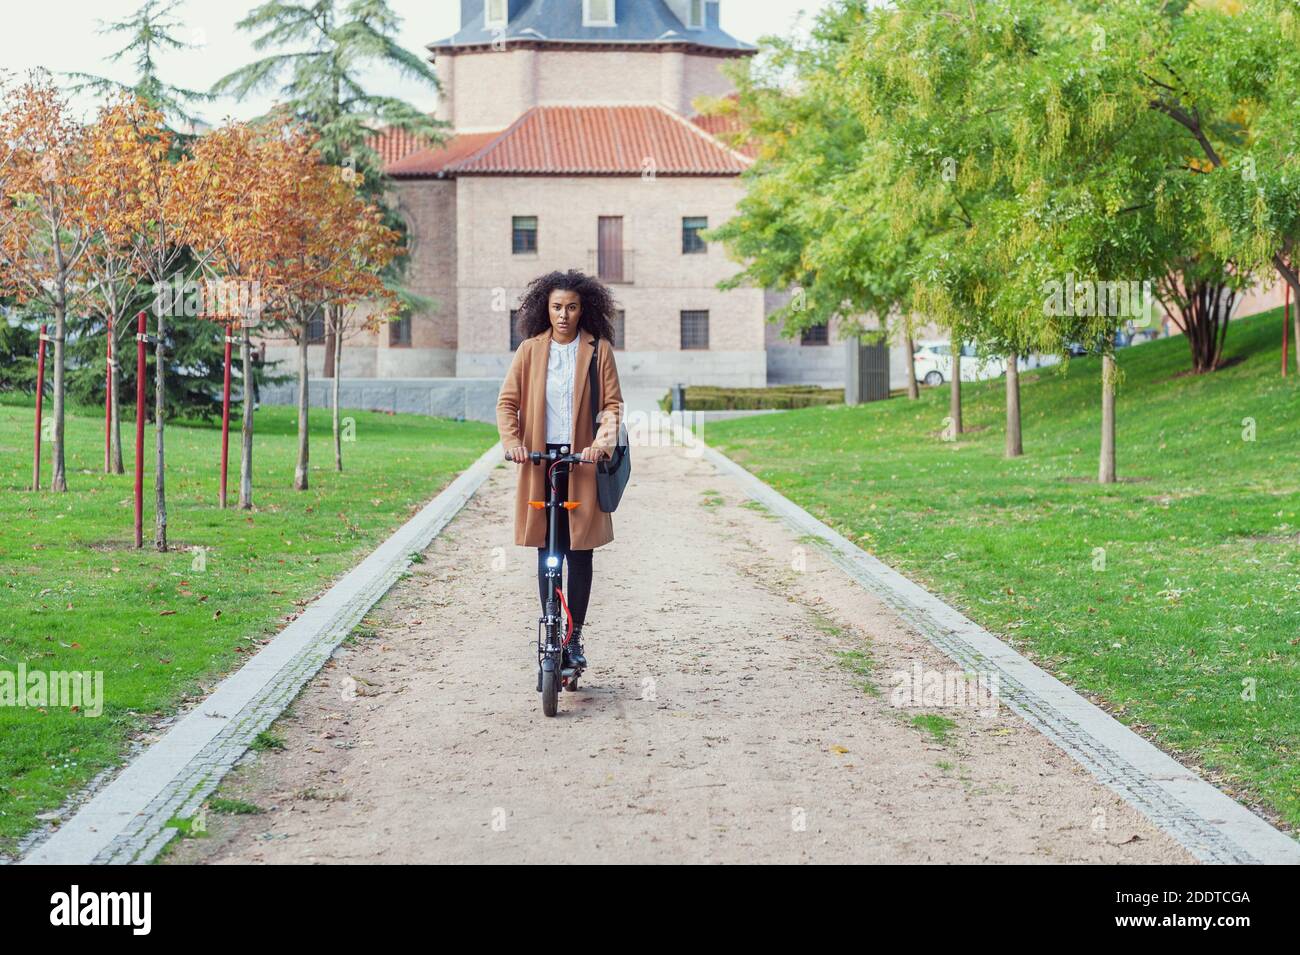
[[588, 248, 635, 285]]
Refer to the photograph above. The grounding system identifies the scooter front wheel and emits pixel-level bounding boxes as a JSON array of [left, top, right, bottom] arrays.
[[541, 667, 558, 717]]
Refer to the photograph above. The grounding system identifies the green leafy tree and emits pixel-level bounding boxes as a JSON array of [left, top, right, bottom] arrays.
[[837, 0, 1044, 448], [0, 302, 41, 392], [985, 0, 1278, 479], [710, 2, 925, 403], [1120, 0, 1300, 360]]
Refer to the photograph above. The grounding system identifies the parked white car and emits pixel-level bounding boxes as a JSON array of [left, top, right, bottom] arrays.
[[913, 341, 1007, 386]]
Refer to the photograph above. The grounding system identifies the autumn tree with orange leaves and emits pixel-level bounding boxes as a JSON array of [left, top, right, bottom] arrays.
[[256, 127, 398, 491], [79, 94, 214, 548], [0, 74, 94, 492], [185, 120, 295, 509], [323, 199, 400, 474], [78, 93, 158, 476]]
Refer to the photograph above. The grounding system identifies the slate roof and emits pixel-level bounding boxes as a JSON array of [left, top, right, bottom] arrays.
[[432, 0, 755, 54]]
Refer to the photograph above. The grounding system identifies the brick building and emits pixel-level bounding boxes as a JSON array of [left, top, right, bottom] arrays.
[[281, 0, 844, 394]]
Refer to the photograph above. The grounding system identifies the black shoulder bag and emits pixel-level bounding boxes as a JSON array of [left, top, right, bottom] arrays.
[[587, 342, 630, 513]]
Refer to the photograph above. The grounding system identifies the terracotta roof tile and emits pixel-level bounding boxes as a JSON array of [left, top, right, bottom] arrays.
[[367, 126, 433, 166], [444, 105, 751, 176], [375, 105, 752, 178], [385, 131, 504, 178]]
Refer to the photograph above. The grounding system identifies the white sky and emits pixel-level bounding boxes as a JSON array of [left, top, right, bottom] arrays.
[[0, 0, 835, 124]]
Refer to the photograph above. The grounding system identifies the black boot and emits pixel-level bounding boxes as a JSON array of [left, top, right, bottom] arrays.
[[565, 628, 588, 670]]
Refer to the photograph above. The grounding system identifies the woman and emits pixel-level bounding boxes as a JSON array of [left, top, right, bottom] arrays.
[[496, 270, 624, 670]]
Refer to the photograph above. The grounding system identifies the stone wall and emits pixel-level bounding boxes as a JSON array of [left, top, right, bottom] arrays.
[[260, 377, 501, 423]]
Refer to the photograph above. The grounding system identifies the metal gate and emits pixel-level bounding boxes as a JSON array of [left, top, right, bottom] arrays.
[[844, 337, 891, 404]]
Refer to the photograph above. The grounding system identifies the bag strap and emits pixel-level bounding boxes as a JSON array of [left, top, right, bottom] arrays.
[[587, 338, 601, 441]]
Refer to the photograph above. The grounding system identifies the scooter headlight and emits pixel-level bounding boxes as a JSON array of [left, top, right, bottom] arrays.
[[546, 556, 559, 568]]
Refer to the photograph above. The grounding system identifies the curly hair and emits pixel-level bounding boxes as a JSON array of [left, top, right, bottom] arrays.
[[515, 270, 617, 342]]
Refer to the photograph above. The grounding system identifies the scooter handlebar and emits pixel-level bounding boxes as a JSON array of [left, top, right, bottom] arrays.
[[502, 448, 589, 465]]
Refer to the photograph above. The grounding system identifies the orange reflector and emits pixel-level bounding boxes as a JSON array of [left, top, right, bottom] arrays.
[[563, 502, 580, 510], [528, 501, 545, 509]]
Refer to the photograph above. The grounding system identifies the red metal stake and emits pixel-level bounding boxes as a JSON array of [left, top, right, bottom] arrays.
[[134, 311, 147, 548], [220, 322, 232, 508], [1284, 284, 1291, 378], [105, 314, 113, 471], [33, 324, 47, 491]]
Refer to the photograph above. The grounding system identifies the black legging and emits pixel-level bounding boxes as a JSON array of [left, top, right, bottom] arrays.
[[537, 443, 594, 630]]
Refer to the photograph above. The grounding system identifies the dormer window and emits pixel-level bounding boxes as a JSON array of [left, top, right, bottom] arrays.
[[584, 0, 615, 27], [686, 0, 704, 29], [485, 0, 507, 29]]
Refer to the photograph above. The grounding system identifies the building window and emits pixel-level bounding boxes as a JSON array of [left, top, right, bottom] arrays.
[[596, 215, 625, 283], [801, 323, 829, 346], [390, 314, 412, 347], [613, 309, 625, 350], [485, 0, 507, 29], [680, 310, 709, 350], [510, 309, 525, 351], [584, 0, 615, 26], [682, 216, 708, 254], [687, 0, 704, 29], [306, 309, 325, 344], [512, 216, 537, 254]]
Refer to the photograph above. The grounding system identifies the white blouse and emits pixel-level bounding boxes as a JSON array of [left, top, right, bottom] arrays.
[[545, 336, 580, 445]]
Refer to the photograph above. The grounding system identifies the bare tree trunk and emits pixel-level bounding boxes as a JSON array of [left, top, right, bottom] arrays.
[[1160, 268, 1245, 375], [1211, 286, 1235, 370], [1099, 352, 1117, 484], [154, 311, 168, 551], [109, 345, 124, 474], [294, 329, 310, 491], [1173, 278, 1238, 374], [1294, 293, 1300, 371], [323, 324, 336, 378], [239, 325, 254, 510], [1005, 354, 1022, 458], [948, 337, 963, 436], [50, 297, 67, 492], [332, 310, 343, 472], [905, 331, 920, 400]]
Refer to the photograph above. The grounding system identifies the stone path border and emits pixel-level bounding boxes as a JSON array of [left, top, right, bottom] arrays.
[[20, 443, 503, 865], [700, 440, 1300, 864]]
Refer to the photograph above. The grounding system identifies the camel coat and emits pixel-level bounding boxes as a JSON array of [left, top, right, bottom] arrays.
[[496, 328, 624, 549]]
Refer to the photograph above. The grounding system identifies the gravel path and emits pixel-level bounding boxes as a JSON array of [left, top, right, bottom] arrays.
[[164, 444, 1191, 864]]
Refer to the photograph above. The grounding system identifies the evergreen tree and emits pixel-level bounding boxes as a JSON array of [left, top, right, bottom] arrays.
[[65, 0, 215, 133], [212, 0, 444, 194], [213, 1, 444, 384]]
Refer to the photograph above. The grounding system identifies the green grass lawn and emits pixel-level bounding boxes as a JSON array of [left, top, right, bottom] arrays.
[[0, 397, 495, 856], [708, 307, 1300, 833]]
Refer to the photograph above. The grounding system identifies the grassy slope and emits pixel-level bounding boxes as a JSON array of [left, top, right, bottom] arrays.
[[709, 307, 1300, 832], [0, 398, 495, 854]]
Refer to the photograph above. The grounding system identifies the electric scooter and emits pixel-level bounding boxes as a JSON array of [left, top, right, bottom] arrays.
[[518, 446, 588, 717]]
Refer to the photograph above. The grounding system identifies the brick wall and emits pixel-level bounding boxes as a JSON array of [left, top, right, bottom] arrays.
[[385, 178, 460, 376], [436, 47, 740, 128], [451, 173, 765, 386]]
